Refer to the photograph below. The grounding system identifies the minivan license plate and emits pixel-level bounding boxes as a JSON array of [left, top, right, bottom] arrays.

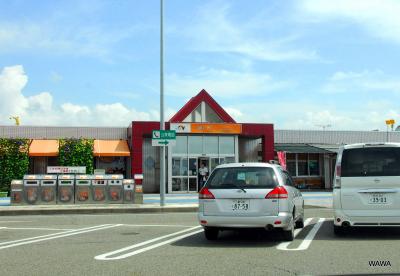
[[369, 193, 388, 204], [232, 200, 249, 211]]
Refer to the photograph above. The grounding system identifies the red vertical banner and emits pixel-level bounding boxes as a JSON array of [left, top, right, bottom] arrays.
[[277, 151, 287, 170]]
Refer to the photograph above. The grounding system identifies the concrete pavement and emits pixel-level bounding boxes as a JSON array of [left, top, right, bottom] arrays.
[[0, 209, 399, 275], [0, 192, 332, 216]]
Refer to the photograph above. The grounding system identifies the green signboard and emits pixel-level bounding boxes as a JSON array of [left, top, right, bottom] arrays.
[[152, 130, 176, 146]]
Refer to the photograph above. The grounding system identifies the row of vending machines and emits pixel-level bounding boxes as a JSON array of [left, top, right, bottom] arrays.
[[10, 174, 142, 205]]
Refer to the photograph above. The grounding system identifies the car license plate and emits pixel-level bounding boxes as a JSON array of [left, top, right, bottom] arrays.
[[369, 193, 388, 204], [232, 200, 250, 211]]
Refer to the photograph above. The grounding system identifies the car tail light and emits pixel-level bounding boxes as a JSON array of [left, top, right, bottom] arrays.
[[335, 164, 341, 188], [265, 186, 288, 199], [336, 165, 341, 177], [199, 187, 215, 199]]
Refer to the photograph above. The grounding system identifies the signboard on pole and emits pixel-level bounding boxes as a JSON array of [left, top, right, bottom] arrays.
[[152, 130, 176, 146], [47, 166, 86, 174]]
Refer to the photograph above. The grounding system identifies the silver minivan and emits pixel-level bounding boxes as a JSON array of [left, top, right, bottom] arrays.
[[198, 162, 304, 241], [333, 143, 400, 234]]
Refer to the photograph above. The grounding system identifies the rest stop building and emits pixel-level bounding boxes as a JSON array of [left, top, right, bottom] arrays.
[[2, 89, 400, 193]]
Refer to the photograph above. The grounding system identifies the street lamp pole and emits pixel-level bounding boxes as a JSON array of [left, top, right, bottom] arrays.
[[159, 0, 165, 207]]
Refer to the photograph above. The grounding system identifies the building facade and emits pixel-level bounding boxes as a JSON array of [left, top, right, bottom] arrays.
[[2, 89, 400, 192]]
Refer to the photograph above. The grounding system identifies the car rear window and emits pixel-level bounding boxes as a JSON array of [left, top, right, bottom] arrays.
[[205, 167, 278, 189], [341, 147, 400, 177]]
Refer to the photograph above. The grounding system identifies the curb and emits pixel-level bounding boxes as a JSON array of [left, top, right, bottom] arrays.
[[0, 206, 198, 216]]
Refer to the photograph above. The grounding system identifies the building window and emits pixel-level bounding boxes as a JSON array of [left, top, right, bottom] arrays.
[[188, 136, 203, 154], [285, 153, 321, 177], [203, 136, 218, 154], [174, 136, 188, 154], [308, 153, 320, 176], [219, 136, 235, 155]]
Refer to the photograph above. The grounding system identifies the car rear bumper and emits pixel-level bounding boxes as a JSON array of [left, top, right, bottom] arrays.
[[198, 212, 292, 229], [334, 209, 400, 226]]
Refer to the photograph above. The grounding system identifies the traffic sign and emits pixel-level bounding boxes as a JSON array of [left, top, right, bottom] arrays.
[[152, 130, 176, 146]]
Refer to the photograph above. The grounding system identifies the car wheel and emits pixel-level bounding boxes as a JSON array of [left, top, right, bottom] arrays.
[[282, 217, 295, 241], [333, 225, 345, 236], [295, 216, 304, 229], [204, 227, 219, 240]]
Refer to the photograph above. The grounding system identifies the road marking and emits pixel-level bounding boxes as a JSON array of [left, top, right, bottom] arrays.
[[275, 218, 313, 251], [277, 218, 326, 251], [121, 224, 197, 228], [0, 224, 122, 250], [95, 226, 202, 261], [0, 224, 110, 246], [0, 221, 32, 223], [0, 227, 75, 231]]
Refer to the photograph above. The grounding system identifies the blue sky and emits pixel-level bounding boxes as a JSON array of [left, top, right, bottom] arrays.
[[1, 0, 400, 130]]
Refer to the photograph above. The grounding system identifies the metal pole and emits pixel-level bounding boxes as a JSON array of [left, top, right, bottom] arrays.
[[387, 125, 389, 142], [160, 0, 165, 207]]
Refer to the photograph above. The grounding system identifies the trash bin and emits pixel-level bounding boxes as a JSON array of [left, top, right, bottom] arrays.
[[23, 175, 42, 205], [107, 175, 123, 204], [75, 175, 93, 204], [122, 179, 134, 204], [40, 175, 57, 205], [10, 180, 23, 205], [92, 175, 107, 203], [57, 175, 75, 204], [134, 183, 143, 204]]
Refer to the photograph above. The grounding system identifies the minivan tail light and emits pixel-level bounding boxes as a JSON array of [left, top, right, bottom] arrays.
[[265, 186, 288, 199], [335, 164, 341, 188], [199, 187, 215, 199], [336, 165, 341, 177]]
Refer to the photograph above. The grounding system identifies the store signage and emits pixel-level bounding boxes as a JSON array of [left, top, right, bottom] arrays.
[[170, 123, 191, 133], [47, 166, 86, 174], [152, 130, 176, 146], [170, 123, 242, 134]]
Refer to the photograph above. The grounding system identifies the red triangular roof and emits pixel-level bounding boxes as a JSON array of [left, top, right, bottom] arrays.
[[169, 89, 236, 123]]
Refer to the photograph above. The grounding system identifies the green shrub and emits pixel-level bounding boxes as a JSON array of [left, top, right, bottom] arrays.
[[59, 138, 94, 174], [0, 139, 29, 193]]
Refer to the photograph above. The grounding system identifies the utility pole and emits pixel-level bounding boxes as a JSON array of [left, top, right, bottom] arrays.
[[159, 0, 165, 207]]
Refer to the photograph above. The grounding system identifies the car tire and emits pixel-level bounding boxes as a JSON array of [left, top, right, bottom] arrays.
[[204, 227, 219, 240], [333, 225, 345, 236], [282, 217, 295, 241], [295, 216, 304, 229]]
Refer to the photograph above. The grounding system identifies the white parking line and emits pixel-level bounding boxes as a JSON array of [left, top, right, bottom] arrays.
[[95, 226, 202, 261], [0, 224, 122, 250], [0, 221, 32, 223], [277, 218, 326, 251], [0, 227, 75, 231], [121, 224, 197, 228]]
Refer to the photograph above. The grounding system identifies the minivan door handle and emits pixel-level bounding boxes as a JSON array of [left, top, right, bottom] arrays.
[[358, 189, 397, 193]]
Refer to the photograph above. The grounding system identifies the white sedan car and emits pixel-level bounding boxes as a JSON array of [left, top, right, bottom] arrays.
[[198, 162, 304, 241]]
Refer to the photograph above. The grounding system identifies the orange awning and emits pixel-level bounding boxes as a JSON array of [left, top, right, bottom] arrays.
[[93, 140, 130, 157], [29, 140, 59, 157]]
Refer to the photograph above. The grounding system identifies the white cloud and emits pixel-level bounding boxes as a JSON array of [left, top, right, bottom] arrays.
[[221, 100, 400, 131], [0, 65, 159, 126], [166, 68, 290, 98], [0, 19, 143, 61], [323, 70, 400, 94], [179, 3, 317, 61], [301, 0, 400, 43]]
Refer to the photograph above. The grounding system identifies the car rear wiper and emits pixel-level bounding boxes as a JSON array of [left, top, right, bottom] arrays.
[[220, 182, 247, 192]]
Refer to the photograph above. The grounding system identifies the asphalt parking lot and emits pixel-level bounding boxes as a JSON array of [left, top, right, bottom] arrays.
[[0, 209, 399, 276]]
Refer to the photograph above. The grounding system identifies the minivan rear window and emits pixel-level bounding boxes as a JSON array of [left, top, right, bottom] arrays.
[[205, 167, 278, 189], [341, 147, 400, 177]]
